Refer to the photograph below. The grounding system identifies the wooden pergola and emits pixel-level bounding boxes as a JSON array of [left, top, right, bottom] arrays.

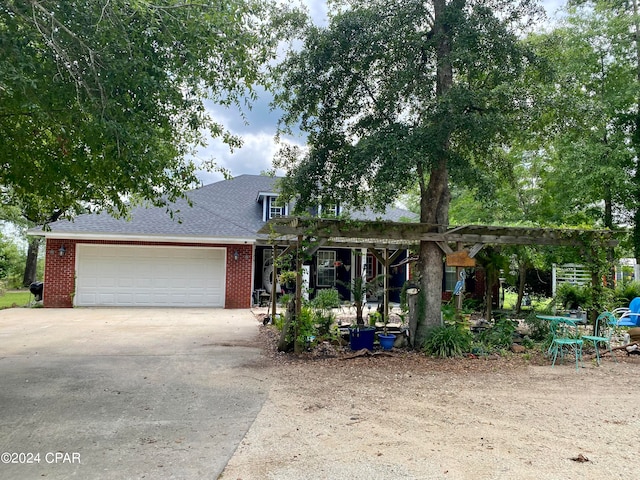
[[258, 217, 620, 328]]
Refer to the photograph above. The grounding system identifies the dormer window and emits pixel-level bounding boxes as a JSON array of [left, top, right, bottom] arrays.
[[269, 203, 284, 219], [257, 191, 288, 222], [319, 203, 339, 217]]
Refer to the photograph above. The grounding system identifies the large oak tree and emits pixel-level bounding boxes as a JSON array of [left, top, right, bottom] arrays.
[[273, 0, 543, 346]]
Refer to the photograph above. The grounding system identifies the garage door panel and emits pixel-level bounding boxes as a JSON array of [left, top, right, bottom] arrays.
[[75, 245, 226, 307]]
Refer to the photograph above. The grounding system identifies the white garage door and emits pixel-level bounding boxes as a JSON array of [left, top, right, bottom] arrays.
[[75, 245, 226, 307]]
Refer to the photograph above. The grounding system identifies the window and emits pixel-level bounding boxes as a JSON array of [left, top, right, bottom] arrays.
[[444, 266, 457, 292], [269, 204, 284, 219], [317, 251, 336, 287], [320, 204, 339, 217], [268, 196, 285, 219], [364, 254, 375, 280]]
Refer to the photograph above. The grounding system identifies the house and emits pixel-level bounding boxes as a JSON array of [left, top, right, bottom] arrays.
[[30, 175, 417, 308]]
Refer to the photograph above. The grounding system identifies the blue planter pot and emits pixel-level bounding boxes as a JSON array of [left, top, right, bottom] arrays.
[[378, 333, 396, 351], [349, 326, 376, 351]]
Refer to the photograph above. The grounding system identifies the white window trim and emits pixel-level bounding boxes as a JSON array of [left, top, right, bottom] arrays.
[[263, 195, 288, 221], [318, 203, 340, 217], [317, 250, 336, 287]]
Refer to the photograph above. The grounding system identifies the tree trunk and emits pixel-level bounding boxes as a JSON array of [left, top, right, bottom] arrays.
[[277, 299, 296, 352], [484, 271, 494, 322], [22, 236, 41, 287], [413, 0, 453, 349], [415, 240, 445, 347], [516, 261, 526, 314], [603, 184, 616, 287], [408, 292, 419, 348]]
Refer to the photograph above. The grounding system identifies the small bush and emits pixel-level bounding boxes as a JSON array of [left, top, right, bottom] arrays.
[[423, 324, 472, 358], [311, 288, 340, 337], [478, 317, 517, 350], [555, 283, 592, 310], [279, 293, 293, 307], [295, 306, 316, 350], [312, 288, 341, 310], [523, 311, 550, 341]]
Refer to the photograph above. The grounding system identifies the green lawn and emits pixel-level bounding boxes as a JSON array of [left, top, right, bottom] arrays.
[[0, 290, 32, 309], [502, 291, 553, 312]]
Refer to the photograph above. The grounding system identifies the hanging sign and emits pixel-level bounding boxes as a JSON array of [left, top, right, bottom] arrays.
[[446, 250, 476, 267]]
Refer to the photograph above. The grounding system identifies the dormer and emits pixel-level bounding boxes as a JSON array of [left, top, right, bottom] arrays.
[[256, 191, 289, 222], [318, 203, 340, 217]]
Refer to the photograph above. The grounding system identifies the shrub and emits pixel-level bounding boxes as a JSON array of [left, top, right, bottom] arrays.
[[312, 288, 340, 311], [614, 281, 640, 307], [478, 317, 517, 350], [523, 311, 550, 341], [423, 324, 472, 358], [295, 306, 316, 351], [279, 293, 293, 307], [311, 288, 340, 337], [555, 283, 592, 310]]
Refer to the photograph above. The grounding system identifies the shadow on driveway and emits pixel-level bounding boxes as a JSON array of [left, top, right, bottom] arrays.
[[0, 308, 270, 479]]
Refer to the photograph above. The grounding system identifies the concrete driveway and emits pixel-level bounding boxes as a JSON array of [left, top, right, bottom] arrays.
[[0, 308, 269, 480]]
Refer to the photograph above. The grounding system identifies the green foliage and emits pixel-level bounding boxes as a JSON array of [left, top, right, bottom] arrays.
[[273, 312, 285, 331], [311, 288, 340, 336], [368, 311, 382, 327], [337, 275, 384, 325], [295, 306, 316, 350], [523, 311, 551, 342], [0, 235, 25, 288], [312, 288, 340, 311], [555, 283, 592, 310], [477, 318, 517, 351], [462, 298, 482, 313], [274, 0, 541, 214], [0, 0, 280, 220], [441, 303, 457, 323], [273, 0, 544, 345], [279, 293, 293, 307], [422, 324, 473, 358], [614, 281, 640, 307], [278, 270, 297, 287]]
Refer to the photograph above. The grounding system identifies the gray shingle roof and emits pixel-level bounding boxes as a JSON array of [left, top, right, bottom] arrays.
[[37, 175, 416, 241]]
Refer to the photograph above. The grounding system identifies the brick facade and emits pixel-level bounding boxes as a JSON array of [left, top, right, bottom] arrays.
[[224, 243, 253, 309], [43, 239, 253, 309]]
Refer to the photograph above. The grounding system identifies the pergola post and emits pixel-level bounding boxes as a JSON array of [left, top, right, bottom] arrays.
[[455, 242, 463, 313], [294, 234, 303, 354], [271, 244, 277, 320]]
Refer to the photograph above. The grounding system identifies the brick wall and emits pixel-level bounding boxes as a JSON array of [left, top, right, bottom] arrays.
[[225, 244, 253, 309], [43, 239, 253, 309], [43, 239, 76, 308]]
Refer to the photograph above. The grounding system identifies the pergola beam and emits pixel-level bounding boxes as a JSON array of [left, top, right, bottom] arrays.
[[258, 217, 620, 249]]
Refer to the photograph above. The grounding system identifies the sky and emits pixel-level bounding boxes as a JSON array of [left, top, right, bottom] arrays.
[[194, 0, 567, 186]]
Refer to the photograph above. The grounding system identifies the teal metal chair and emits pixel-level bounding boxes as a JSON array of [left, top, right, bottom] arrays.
[[582, 312, 617, 366], [549, 317, 583, 370]]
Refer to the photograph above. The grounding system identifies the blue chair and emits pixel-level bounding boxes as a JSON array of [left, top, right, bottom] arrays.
[[549, 317, 583, 370], [617, 297, 640, 327], [582, 312, 617, 366]]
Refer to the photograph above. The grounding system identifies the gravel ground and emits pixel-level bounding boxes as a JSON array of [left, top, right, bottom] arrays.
[[219, 323, 639, 480]]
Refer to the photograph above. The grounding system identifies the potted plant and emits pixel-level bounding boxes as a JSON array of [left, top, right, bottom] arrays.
[[338, 273, 387, 351], [278, 270, 297, 293], [341, 276, 374, 350], [377, 314, 396, 350]]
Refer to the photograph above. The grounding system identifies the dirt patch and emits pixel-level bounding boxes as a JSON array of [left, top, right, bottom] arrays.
[[220, 324, 639, 480]]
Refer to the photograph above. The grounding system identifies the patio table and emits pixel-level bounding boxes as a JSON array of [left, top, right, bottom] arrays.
[[536, 315, 583, 369]]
